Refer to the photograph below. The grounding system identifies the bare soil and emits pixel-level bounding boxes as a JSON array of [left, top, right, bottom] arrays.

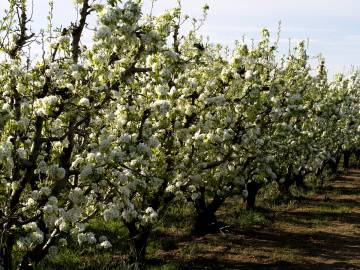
[[150, 170, 360, 270]]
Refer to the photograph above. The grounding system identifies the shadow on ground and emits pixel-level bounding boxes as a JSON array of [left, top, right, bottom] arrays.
[[149, 170, 360, 270]]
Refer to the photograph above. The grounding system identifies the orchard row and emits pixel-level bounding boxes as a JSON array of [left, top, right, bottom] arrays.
[[0, 0, 359, 269]]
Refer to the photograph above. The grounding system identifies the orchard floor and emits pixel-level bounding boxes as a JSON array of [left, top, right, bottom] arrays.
[[149, 170, 360, 270]]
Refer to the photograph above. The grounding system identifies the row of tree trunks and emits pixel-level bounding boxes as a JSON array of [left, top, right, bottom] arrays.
[[124, 151, 353, 267]]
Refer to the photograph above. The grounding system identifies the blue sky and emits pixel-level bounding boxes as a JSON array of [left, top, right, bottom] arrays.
[[1, 0, 359, 78]]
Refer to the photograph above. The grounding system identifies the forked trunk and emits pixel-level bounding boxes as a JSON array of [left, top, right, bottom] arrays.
[[191, 189, 225, 235]]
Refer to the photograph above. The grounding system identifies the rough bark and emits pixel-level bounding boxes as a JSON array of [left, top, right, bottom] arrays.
[[245, 182, 262, 210], [191, 188, 225, 236]]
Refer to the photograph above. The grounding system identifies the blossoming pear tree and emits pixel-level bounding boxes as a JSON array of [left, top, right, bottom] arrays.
[[0, 0, 177, 268], [0, 0, 233, 267]]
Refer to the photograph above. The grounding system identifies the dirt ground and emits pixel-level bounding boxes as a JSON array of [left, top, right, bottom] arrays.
[[151, 170, 360, 270]]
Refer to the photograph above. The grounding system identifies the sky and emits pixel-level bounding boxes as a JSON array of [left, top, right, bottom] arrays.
[[1, 0, 359, 78]]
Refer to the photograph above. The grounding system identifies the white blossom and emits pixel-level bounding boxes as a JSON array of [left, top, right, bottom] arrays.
[[165, 184, 176, 193], [68, 187, 84, 205], [40, 186, 52, 197], [191, 192, 200, 201], [78, 97, 90, 107], [47, 165, 66, 180], [77, 232, 96, 245], [95, 25, 112, 40], [151, 99, 170, 114], [80, 164, 93, 178], [34, 95, 60, 116], [244, 70, 253, 80], [99, 240, 112, 249], [98, 236, 112, 249], [103, 206, 120, 222]]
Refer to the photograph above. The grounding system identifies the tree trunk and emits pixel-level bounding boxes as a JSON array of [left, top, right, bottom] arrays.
[[328, 158, 336, 175], [355, 150, 360, 168], [16, 220, 51, 270], [328, 156, 341, 176], [1, 234, 14, 270], [192, 208, 218, 236], [344, 151, 351, 169], [191, 189, 225, 236], [315, 165, 325, 187], [278, 177, 293, 195], [245, 182, 262, 210], [17, 258, 33, 270], [278, 166, 296, 195], [0, 247, 12, 270], [127, 223, 150, 269], [17, 243, 50, 270], [295, 173, 307, 191]]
